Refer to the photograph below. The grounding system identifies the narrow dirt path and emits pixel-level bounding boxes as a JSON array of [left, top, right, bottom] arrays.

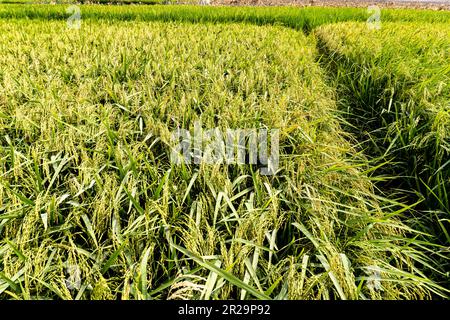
[[210, 0, 450, 10]]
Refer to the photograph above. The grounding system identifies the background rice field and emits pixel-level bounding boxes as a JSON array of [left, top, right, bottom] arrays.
[[0, 3, 449, 300]]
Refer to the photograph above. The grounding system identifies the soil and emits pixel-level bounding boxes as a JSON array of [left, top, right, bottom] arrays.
[[208, 0, 450, 10]]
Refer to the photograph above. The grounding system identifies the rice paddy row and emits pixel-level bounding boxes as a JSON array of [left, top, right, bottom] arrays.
[[315, 22, 450, 253]]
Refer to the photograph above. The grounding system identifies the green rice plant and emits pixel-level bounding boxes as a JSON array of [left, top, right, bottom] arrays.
[[315, 22, 450, 280], [0, 17, 447, 300]]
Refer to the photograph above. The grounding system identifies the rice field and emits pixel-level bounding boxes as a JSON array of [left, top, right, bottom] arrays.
[[1, 4, 450, 31], [0, 4, 449, 300]]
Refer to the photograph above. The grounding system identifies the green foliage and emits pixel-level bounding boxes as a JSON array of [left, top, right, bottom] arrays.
[[0, 4, 449, 300], [0, 18, 445, 300], [315, 21, 450, 279], [0, 4, 449, 32]]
